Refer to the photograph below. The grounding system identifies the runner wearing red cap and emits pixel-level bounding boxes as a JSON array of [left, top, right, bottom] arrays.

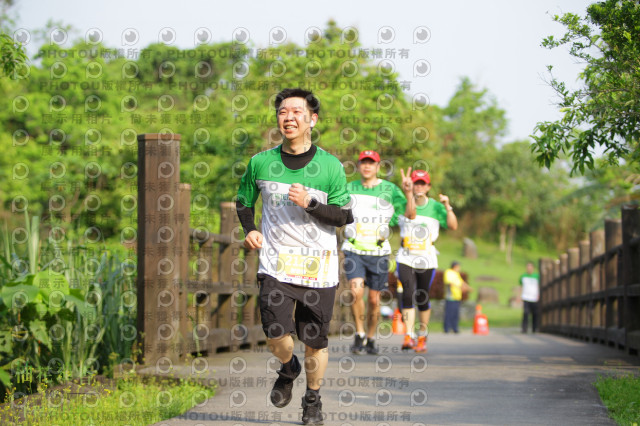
[[341, 150, 413, 355], [396, 169, 458, 353]]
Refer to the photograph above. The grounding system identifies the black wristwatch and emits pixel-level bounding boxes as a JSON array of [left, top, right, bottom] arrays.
[[305, 198, 319, 211]]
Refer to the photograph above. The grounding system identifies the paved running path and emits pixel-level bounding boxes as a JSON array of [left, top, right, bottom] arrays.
[[150, 329, 639, 425]]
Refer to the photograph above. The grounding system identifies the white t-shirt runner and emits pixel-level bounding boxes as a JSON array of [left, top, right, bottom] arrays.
[[395, 198, 448, 270], [237, 145, 350, 288], [341, 179, 406, 256]]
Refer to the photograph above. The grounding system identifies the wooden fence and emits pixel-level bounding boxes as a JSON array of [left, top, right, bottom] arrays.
[[136, 133, 352, 365], [539, 205, 640, 355]]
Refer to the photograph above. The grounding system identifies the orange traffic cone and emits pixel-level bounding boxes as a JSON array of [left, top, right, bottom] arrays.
[[473, 304, 489, 335], [392, 308, 406, 335]]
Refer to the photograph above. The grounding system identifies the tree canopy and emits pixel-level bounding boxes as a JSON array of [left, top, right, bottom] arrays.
[[532, 0, 640, 174], [0, 20, 612, 252]]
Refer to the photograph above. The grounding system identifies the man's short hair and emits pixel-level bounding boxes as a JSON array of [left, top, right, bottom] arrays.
[[274, 88, 320, 115]]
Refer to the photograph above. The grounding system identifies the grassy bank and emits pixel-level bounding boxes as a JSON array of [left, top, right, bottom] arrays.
[[434, 233, 554, 305], [0, 374, 215, 426], [595, 374, 640, 425]]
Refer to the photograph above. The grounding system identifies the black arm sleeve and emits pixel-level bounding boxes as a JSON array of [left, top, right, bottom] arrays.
[[305, 201, 354, 227], [236, 200, 257, 235]]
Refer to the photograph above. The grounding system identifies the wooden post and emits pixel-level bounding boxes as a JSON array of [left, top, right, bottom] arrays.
[[137, 133, 182, 365], [590, 230, 605, 333], [553, 259, 561, 327], [578, 240, 590, 331], [578, 241, 590, 295], [621, 205, 640, 354], [218, 202, 242, 334], [559, 253, 569, 327], [605, 219, 622, 289], [568, 248, 579, 328], [539, 258, 553, 330], [590, 230, 605, 292], [177, 183, 191, 357], [604, 218, 622, 346]]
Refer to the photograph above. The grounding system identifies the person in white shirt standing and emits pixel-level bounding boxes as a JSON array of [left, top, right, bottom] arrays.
[[519, 262, 540, 333]]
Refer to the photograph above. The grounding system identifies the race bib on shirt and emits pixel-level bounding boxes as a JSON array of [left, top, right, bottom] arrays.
[[276, 246, 331, 283], [402, 236, 428, 251], [356, 223, 379, 243]]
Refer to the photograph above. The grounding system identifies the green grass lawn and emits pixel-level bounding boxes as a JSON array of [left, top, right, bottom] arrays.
[[432, 233, 554, 305], [595, 374, 640, 425], [0, 374, 214, 426]]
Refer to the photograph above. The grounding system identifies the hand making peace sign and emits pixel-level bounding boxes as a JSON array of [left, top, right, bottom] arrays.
[[400, 167, 413, 196]]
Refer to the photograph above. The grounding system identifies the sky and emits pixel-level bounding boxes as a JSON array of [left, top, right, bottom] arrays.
[[11, 0, 594, 142]]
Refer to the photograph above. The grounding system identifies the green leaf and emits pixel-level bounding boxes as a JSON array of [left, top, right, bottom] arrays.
[[33, 270, 70, 296], [34, 301, 47, 318], [0, 283, 39, 309], [66, 290, 96, 319], [28, 271, 70, 314], [0, 368, 11, 387], [28, 319, 52, 350]]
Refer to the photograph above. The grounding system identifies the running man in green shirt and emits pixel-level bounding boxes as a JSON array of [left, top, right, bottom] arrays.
[[236, 88, 353, 425], [341, 150, 412, 354]]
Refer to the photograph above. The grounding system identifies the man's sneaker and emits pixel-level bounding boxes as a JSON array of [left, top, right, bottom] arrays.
[[301, 392, 324, 425], [270, 354, 301, 408], [365, 338, 379, 355], [415, 335, 428, 353], [351, 334, 366, 354], [401, 334, 415, 351]]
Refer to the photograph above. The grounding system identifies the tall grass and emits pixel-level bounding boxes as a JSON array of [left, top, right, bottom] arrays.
[[0, 212, 136, 400], [0, 373, 215, 426]]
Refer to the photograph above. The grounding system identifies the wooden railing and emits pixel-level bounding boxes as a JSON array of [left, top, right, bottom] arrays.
[[136, 133, 351, 365], [539, 205, 640, 355]]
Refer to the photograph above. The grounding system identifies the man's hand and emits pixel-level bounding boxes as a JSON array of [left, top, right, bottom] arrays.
[[400, 167, 413, 196], [289, 183, 311, 208], [244, 230, 263, 249]]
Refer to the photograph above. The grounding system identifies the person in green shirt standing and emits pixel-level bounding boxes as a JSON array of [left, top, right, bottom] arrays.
[[341, 150, 412, 355], [520, 261, 540, 333]]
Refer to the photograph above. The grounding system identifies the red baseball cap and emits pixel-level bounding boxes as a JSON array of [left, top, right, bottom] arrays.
[[358, 150, 381, 162], [411, 169, 431, 184]]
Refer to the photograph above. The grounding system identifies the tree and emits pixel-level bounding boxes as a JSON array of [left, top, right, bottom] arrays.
[[0, 21, 436, 242], [438, 78, 507, 211], [0, 32, 26, 78], [532, 0, 640, 174], [0, 0, 27, 79]]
